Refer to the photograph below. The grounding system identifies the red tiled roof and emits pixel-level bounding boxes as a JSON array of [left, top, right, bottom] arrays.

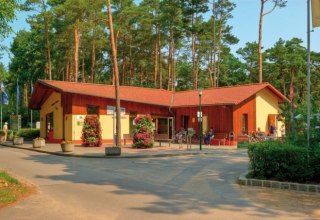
[[36, 80, 173, 106], [173, 83, 287, 107], [30, 80, 287, 109]]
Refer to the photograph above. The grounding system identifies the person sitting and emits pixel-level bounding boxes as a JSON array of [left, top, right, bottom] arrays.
[[204, 128, 214, 145], [175, 128, 184, 144], [256, 127, 266, 141]]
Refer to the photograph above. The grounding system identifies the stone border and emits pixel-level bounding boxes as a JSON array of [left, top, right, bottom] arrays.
[[238, 172, 320, 194]]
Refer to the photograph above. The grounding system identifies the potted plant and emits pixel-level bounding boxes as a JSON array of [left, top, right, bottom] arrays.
[[13, 136, 24, 145], [33, 137, 45, 148], [105, 146, 121, 156], [60, 140, 74, 152]]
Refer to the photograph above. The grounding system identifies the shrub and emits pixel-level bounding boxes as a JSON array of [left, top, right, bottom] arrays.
[[310, 148, 320, 182], [248, 141, 312, 183], [132, 115, 154, 148], [15, 129, 40, 140], [81, 115, 102, 147]]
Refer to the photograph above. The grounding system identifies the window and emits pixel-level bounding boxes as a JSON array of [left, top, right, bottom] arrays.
[[242, 114, 248, 135], [87, 105, 99, 115]]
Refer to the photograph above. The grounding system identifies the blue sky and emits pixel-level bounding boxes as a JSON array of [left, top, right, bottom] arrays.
[[1, 0, 319, 68]]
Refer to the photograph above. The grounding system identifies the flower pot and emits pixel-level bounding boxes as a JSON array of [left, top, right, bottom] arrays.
[[33, 139, 45, 148], [105, 147, 121, 156], [13, 137, 24, 145], [61, 143, 74, 152]]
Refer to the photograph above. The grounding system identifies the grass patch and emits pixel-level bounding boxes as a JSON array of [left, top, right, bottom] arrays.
[[0, 171, 34, 207]]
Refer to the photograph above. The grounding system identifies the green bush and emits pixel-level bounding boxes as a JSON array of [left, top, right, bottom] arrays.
[[15, 129, 40, 140], [248, 141, 312, 183], [310, 148, 320, 182]]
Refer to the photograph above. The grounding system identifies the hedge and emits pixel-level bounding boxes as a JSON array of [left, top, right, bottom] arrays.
[[15, 129, 40, 140], [248, 141, 313, 183]]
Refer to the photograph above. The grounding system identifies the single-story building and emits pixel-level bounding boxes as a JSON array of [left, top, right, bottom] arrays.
[[29, 80, 287, 144]]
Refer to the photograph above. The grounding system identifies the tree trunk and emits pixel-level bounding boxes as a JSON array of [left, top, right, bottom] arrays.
[[258, 0, 264, 83], [168, 28, 174, 91], [129, 38, 133, 86], [107, 0, 121, 147], [82, 48, 85, 82], [209, 0, 216, 88], [154, 25, 159, 88], [91, 33, 96, 83], [41, 0, 52, 80], [191, 12, 197, 89], [45, 22, 52, 80], [74, 22, 80, 82], [217, 19, 223, 87]]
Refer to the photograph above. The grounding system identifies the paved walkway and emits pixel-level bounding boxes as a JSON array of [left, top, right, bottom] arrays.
[[1, 140, 238, 158]]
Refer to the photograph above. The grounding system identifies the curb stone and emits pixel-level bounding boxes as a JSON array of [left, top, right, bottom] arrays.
[[1, 143, 212, 159], [238, 172, 320, 194]]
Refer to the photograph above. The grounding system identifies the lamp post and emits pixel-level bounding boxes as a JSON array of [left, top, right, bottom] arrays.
[[198, 89, 203, 151]]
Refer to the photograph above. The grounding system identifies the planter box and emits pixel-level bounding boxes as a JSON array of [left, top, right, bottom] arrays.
[[33, 139, 45, 148], [105, 147, 121, 156], [61, 143, 74, 152], [13, 137, 24, 145]]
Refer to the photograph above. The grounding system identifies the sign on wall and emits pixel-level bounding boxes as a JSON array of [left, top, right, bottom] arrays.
[[106, 106, 126, 116], [77, 115, 84, 126]]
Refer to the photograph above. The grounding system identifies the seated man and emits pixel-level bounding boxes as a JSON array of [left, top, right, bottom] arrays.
[[204, 128, 214, 145], [256, 127, 266, 141]]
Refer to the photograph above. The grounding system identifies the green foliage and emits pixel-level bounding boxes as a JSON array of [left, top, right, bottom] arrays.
[[81, 115, 102, 147], [310, 147, 320, 182], [0, 0, 19, 39], [248, 141, 320, 183], [0, 171, 19, 185], [15, 129, 40, 140], [0, 171, 30, 205], [132, 114, 154, 148]]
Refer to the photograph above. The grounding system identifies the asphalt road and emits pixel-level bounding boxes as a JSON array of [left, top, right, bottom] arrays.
[[0, 146, 319, 220]]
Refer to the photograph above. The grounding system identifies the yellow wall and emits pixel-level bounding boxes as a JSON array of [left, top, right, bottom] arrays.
[[101, 114, 130, 140], [39, 93, 135, 142], [40, 92, 63, 139], [67, 114, 130, 141], [256, 89, 284, 136]]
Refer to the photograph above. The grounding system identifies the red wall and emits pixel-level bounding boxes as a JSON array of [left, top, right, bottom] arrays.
[[62, 93, 170, 117], [233, 96, 256, 137], [173, 105, 233, 136]]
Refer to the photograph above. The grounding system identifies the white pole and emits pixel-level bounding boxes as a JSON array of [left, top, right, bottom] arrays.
[[307, 0, 311, 148]]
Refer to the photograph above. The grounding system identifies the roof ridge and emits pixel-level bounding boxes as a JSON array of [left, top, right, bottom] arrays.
[[175, 82, 270, 94], [39, 79, 171, 92]]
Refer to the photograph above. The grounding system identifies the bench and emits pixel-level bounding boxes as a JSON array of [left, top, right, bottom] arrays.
[[154, 134, 172, 147], [123, 133, 134, 145], [237, 135, 249, 143], [211, 133, 228, 145]]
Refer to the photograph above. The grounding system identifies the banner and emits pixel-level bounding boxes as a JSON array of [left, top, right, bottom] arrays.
[[2, 91, 8, 105], [1, 82, 9, 105], [312, 0, 320, 28]]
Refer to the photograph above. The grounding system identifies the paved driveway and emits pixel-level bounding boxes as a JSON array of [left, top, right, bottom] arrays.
[[0, 146, 319, 220]]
